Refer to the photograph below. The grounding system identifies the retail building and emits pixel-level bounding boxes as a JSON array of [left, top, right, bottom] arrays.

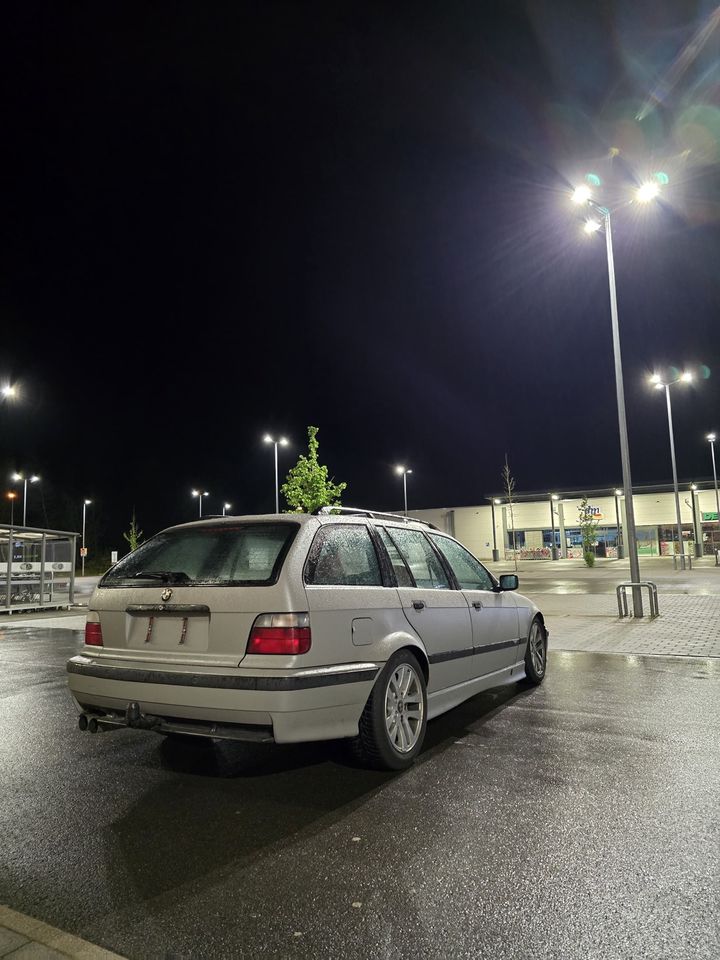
[[409, 483, 720, 561]]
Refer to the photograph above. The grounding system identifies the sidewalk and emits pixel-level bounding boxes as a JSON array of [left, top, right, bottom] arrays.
[[0, 905, 125, 960]]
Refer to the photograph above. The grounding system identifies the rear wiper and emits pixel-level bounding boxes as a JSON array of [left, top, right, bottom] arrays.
[[130, 571, 191, 583]]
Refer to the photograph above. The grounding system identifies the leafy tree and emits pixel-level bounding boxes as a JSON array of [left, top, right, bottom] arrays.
[[281, 426, 347, 513], [578, 497, 599, 568], [122, 511, 144, 553], [501, 455, 518, 572]]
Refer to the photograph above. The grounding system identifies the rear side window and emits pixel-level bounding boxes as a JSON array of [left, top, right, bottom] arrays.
[[101, 523, 297, 586], [305, 525, 382, 586], [429, 535, 495, 591], [384, 527, 450, 590], [377, 527, 414, 587]]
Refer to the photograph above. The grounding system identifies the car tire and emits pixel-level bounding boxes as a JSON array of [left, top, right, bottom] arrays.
[[524, 617, 547, 685], [351, 649, 428, 771]]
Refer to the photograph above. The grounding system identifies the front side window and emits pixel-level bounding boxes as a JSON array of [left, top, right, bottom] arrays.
[[429, 535, 495, 591], [384, 527, 450, 590], [305, 525, 382, 586], [101, 523, 297, 586]]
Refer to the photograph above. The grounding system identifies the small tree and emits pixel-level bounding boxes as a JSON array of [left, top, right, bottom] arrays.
[[123, 511, 144, 553], [501, 455, 518, 572], [281, 426, 347, 513], [578, 497, 599, 568]]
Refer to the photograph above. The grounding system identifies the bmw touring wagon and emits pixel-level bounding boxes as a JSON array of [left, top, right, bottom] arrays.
[[67, 508, 548, 769]]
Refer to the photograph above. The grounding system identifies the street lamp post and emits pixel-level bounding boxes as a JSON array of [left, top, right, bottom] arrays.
[[264, 435, 289, 513], [395, 466, 412, 516], [490, 498, 501, 562], [12, 473, 40, 527], [689, 484, 703, 558], [707, 434, 720, 553], [7, 491, 17, 526], [222, 502, 231, 517], [549, 494, 559, 560], [571, 180, 662, 615], [81, 499, 91, 577], [191, 489, 209, 518], [651, 372, 693, 568], [613, 489, 624, 559]]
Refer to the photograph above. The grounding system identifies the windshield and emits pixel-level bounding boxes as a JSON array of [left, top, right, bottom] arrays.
[[101, 523, 298, 587]]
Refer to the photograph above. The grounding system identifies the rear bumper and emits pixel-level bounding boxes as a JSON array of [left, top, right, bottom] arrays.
[[67, 655, 379, 743]]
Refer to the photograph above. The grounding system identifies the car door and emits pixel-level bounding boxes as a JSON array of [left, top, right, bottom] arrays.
[[378, 526, 473, 693], [428, 533, 520, 678]]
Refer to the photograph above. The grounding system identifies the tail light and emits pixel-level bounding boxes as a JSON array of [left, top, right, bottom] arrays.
[[247, 613, 311, 655], [85, 621, 104, 647]]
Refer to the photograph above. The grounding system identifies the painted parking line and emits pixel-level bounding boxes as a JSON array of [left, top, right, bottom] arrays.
[[0, 905, 126, 960]]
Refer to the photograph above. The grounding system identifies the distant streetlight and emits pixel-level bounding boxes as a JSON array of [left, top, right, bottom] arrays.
[[707, 434, 720, 545], [191, 489, 210, 518], [6, 491, 17, 526], [489, 498, 501, 562], [11, 472, 40, 527], [650, 371, 693, 567], [689, 483, 702, 558], [395, 466, 412, 516], [570, 175, 664, 613], [613, 488, 624, 559], [264, 435, 289, 513], [549, 494, 559, 560], [81, 499, 92, 577], [222, 502, 232, 517], [2, 384, 17, 400]]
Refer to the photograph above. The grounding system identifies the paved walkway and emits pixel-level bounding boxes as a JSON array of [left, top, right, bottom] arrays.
[[0, 906, 125, 960]]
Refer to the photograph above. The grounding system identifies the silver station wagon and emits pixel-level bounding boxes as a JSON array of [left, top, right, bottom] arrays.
[[67, 508, 548, 769]]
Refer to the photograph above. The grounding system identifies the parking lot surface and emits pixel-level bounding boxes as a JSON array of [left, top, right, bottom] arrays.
[[1, 621, 719, 960]]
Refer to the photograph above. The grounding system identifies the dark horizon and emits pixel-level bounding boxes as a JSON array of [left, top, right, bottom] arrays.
[[4, 2, 720, 553]]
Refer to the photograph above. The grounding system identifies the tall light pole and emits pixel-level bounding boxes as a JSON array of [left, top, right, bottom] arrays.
[[613, 488, 624, 559], [395, 466, 412, 516], [549, 494, 560, 559], [571, 178, 661, 614], [707, 434, 720, 552], [7, 491, 17, 526], [81, 499, 92, 577], [650, 371, 693, 568], [222, 502, 231, 517], [12, 473, 40, 527], [191, 489, 209, 518], [489, 498, 501, 561], [264, 435, 288, 513]]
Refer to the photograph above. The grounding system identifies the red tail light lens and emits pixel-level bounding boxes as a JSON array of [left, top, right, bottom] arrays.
[[247, 613, 311, 655], [85, 621, 103, 646]]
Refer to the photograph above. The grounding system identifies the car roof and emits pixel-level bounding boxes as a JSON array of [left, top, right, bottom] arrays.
[[161, 509, 438, 536]]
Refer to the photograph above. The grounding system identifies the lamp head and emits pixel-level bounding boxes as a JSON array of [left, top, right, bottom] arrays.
[[224, 502, 231, 510], [680, 371, 693, 383], [614, 489, 623, 497], [263, 434, 274, 444], [12, 472, 22, 482], [84, 499, 92, 506], [493, 498, 501, 505], [395, 465, 405, 475], [572, 185, 592, 205], [707, 433, 717, 443], [690, 483, 698, 491], [636, 182, 660, 203], [2, 385, 17, 399], [583, 218, 601, 235], [550, 493, 559, 500], [279, 437, 289, 446], [30, 475, 40, 483]]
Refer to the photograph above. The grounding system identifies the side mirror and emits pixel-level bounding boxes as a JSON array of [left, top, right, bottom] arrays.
[[499, 574, 519, 591]]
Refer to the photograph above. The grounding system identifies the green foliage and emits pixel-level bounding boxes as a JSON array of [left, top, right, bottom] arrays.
[[578, 497, 599, 568], [281, 426, 347, 514], [122, 511, 144, 553]]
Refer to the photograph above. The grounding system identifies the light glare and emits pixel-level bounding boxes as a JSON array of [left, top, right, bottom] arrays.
[[584, 218, 601, 234], [637, 182, 660, 203], [707, 433, 717, 442], [572, 185, 592, 205]]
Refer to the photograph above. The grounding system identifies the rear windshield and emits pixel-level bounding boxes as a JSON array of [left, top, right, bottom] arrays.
[[101, 523, 298, 587]]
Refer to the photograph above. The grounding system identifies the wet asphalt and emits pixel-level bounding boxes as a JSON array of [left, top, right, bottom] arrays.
[[1, 625, 719, 960]]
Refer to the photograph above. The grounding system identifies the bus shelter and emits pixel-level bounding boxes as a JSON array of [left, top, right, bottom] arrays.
[[0, 524, 79, 613]]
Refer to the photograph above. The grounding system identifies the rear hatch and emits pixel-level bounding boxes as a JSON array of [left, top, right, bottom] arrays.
[[90, 521, 300, 666]]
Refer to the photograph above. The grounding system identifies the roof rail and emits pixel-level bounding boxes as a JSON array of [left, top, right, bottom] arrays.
[[313, 505, 439, 530]]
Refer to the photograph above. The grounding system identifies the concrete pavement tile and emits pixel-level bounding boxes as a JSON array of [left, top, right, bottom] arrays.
[[0, 927, 29, 956], [3, 945, 66, 960]]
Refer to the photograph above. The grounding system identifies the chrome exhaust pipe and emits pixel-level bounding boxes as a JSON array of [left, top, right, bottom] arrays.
[[78, 714, 88, 731]]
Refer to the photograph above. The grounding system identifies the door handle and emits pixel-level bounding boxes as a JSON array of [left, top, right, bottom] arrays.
[[472, 601, 483, 610], [413, 601, 425, 610]]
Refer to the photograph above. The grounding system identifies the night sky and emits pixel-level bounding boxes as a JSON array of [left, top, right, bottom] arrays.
[[3, 1, 720, 554]]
